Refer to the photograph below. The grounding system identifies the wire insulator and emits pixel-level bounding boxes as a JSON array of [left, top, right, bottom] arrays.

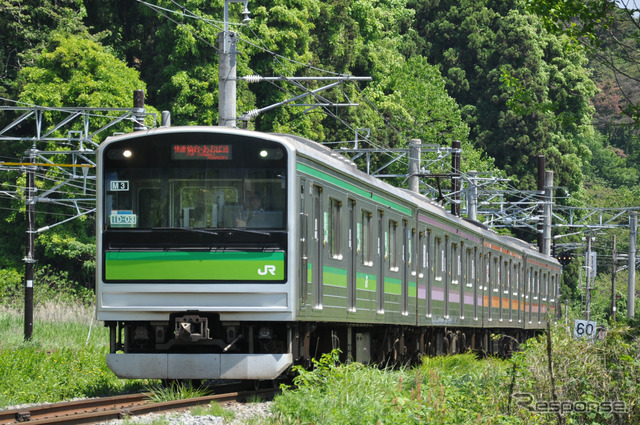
[[242, 75, 262, 83], [243, 109, 261, 119]]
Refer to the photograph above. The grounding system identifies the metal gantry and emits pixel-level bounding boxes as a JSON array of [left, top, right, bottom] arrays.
[[0, 102, 154, 339]]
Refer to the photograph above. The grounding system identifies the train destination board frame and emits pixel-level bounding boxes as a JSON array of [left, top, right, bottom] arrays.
[[171, 144, 232, 160]]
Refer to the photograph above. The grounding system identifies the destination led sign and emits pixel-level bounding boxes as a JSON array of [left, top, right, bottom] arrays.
[[172, 144, 232, 160]]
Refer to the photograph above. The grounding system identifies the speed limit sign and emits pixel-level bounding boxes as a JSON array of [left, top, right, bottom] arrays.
[[573, 319, 597, 339]]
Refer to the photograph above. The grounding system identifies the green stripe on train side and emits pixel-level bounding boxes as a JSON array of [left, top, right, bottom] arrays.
[[297, 163, 412, 215], [356, 272, 377, 291], [323, 266, 347, 287], [105, 251, 285, 281], [384, 277, 402, 295]]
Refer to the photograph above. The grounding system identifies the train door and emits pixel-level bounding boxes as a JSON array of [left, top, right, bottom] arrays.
[[377, 210, 385, 314], [473, 246, 479, 321], [486, 252, 493, 322], [461, 244, 469, 320], [426, 229, 432, 318], [312, 185, 323, 309], [299, 179, 309, 309], [527, 266, 533, 323], [444, 236, 450, 319], [507, 259, 513, 322], [348, 199, 356, 312], [358, 207, 375, 315], [402, 220, 409, 316]]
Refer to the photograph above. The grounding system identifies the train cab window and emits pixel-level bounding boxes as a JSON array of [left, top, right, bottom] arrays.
[[389, 220, 398, 271], [329, 198, 343, 260], [103, 136, 287, 231], [362, 210, 373, 266]]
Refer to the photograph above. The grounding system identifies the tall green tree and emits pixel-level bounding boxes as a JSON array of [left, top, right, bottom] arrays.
[[410, 0, 597, 192], [6, 32, 150, 286], [0, 0, 87, 98]]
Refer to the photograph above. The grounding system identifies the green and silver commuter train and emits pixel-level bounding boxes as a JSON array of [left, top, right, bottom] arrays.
[[96, 127, 560, 380]]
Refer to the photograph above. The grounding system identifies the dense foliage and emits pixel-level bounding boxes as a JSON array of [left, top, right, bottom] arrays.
[[0, 0, 638, 315]]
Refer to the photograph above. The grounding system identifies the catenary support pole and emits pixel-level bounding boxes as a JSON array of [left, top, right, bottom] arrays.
[[611, 235, 617, 324], [451, 140, 461, 216], [542, 171, 553, 256], [586, 235, 592, 322], [133, 90, 146, 132], [24, 150, 36, 340], [219, 24, 237, 127], [468, 171, 478, 221], [408, 139, 421, 194], [629, 211, 637, 319], [537, 155, 545, 253]]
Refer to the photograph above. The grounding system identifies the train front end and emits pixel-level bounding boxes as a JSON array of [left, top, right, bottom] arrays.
[[96, 127, 296, 380]]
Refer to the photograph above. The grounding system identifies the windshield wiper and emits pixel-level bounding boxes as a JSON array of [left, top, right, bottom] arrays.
[[225, 227, 274, 237], [152, 227, 220, 236]]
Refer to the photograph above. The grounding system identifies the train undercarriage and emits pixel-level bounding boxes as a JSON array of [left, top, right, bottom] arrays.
[[105, 311, 539, 381]]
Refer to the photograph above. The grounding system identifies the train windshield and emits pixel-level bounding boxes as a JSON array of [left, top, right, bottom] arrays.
[[102, 132, 287, 231]]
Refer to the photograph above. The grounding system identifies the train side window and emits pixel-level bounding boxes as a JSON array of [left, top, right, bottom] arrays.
[[389, 220, 398, 271], [466, 248, 474, 287], [451, 243, 459, 285], [435, 237, 443, 281], [493, 257, 500, 292], [550, 275, 556, 302], [485, 254, 491, 291], [533, 271, 539, 300], [410, 228, 416, 277], [329, 198, 343, 260], [362, 210, 373, 266], [504, 260, 510, 295], [542, 273, 548, 301]]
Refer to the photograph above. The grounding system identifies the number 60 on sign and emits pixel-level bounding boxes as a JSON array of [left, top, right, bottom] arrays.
[[573, 319, 597, 340]]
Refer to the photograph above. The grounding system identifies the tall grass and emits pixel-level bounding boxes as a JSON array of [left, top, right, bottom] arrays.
[[0, 300, 149, 409], [264, 326, 640, 425]]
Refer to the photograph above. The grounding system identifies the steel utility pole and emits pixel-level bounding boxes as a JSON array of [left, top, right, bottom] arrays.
[[537, 155, 545, 253], [219, 0, 251, 127], [586, 235, 592, 322], [629, 212, 637, 319], [611, 235, 617, 324], [408, 139, 421, 194], [543, 170, 553, 256], [24, 150, 36, 341], [451, 140, 461, 216]]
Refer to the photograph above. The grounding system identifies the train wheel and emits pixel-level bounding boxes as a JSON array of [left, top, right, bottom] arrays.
[[449, 335, 459, 354]]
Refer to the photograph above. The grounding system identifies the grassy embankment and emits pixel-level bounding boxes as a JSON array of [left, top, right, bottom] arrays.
[[1, 287, 639, 424], [0, 300, 149, 407]]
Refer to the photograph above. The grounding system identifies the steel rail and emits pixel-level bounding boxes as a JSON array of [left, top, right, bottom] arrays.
[[0, 388, 277, 425]]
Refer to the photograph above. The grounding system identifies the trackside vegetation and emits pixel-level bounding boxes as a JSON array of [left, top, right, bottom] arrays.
[[2, 286, 639, 424], [262, 330, 640, 425], [0, 281, 638, 423]]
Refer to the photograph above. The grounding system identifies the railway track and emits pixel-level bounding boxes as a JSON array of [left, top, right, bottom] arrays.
[[0, 388, 277, 425]]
